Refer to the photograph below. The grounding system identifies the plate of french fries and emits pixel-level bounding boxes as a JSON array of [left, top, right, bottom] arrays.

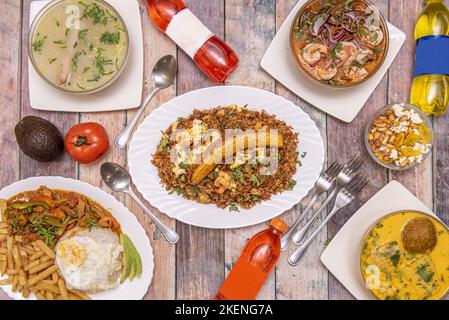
[[0, 176, 154, 300]]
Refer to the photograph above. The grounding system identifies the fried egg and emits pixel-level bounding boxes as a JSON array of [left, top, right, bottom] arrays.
[[56, 227, 123, 293]]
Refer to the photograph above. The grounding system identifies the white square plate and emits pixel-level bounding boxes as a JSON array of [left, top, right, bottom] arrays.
[[260, 0, 406, 123], [320, 180, 435, 300], [28, 0, 144, 112]]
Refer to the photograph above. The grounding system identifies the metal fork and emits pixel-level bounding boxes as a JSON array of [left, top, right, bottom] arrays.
[[280, 162, 343, 251], [291, 156, 363, 246], [288, 174, 369, 266]]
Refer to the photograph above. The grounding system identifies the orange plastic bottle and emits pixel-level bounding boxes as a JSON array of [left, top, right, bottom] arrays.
[[145, 0, 239, 82], [213, 218, 287, 300]]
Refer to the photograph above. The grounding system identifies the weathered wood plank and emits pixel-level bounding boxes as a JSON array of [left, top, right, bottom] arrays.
[[434, 0, 449, 225], [126, 0, 177, 300], [326, 0, 390, 301], [223, 0, 276, 301], [274, 0, 328, 301], [0, 0, 22, 301], [175, 0, 225, 300], [20, 0, 78, 179], [389, 0, 433, 209]]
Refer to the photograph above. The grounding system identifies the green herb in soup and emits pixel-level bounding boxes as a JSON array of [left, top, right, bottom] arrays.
[[291, 0, 387, 87], [30, 0, 127, 92]]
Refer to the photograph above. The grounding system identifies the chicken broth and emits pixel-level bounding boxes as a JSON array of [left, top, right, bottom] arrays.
[[291, 0, 387, 87], [30, 0, 128, 93]]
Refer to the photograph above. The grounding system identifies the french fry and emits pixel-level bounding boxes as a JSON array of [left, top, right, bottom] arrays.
[[36, 282, 60, 294], [18, 269, 27, 286], [7, 269, 18, 275], [35, 292, 46, 300], [0, 235, 6, 242], [6, 236, 14, 269], [0, 248, 7, 254], [0, 222, 8, 228], [35, 240, 55, 260], [11, 275, 19, 292], [46, 291, 54, 300], [12, 246, 22, 269], [0, 229, 8, 235], [0, 261, 6, 275], [28, 265, 58, 286], [24, 259, 40, 272], [69, 289, 91, 300], [29, 251, 44, 262], [0, 255, 6, 262], [0, 278, 12, 285], [19, 246, 35, 255], [51, 272, 59, 284], [40, 255, 51, 263], [57, 278, 69, 300], [22, 287, 30, 299], [28, 261, 53, 275]]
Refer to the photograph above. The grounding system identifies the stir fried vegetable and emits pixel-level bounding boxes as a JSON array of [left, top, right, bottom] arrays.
[[1, 186, 121, 246]]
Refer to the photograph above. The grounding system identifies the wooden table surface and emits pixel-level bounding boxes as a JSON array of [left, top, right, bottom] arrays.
[[1, 0, 448, 300]]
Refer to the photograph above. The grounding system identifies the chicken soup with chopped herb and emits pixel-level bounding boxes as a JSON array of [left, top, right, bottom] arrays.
[[361, 211, 449, 300], [29, 0, 128, 93]]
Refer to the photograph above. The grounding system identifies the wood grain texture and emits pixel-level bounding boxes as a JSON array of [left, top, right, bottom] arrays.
[[224, 0, 276, 300], [175, 0, 225, 300], [1, 0, 447, 301], [389, 0, 433, 208], [131, 0, 177, 300], [274, 0, 328, 301], [20, 0, 78, 179], [326, 0, 390, 300], [431, 0, 449, 225], [0, 0, 22, 301]]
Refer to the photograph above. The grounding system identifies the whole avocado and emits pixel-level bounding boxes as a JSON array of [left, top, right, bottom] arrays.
[[15, 116, 64, 162]]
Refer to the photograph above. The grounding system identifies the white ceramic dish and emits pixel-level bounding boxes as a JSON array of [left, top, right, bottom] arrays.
[[0, 176, 154, 300], [28, 0, 144, 112], [128, 86, 325, 229], [260, 0, 406, 123], [320, 180, 437, 300]]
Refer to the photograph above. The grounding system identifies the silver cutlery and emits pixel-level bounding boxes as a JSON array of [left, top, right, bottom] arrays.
[[100, 162, 179, 245], [114, 55, 177, 149], [288, 174, 369, 266], [291, 156, 363, 246], [280, 161, 343, 252]]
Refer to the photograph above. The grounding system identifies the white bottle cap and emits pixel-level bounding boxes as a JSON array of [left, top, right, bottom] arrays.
[[165, 9, 214, 59]]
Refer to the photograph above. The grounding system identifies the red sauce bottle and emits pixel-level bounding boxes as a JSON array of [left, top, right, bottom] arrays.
[[213, 218, 287, 300], [145, 0, 239, 82]]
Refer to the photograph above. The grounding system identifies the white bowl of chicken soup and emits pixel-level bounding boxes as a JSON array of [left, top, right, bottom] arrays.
[[29, 0, 129, 94]]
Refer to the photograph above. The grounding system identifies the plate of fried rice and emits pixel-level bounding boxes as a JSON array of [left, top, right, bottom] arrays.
[[128, 86, 324, 229]]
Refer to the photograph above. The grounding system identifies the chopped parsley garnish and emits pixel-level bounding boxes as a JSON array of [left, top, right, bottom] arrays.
[[229, 204, 240, 212], [250, 175, 260, 187], [32, 36, 47, 53], [78, 29, 89, 40], [289, 179, 297, 190], [231, 168, 245, 184], [417, 263, 435, 283], [82, 2, 109, 25], [53, 40, 67, 48], [48, 57, 57, 64], [100, 31, 120, 45]]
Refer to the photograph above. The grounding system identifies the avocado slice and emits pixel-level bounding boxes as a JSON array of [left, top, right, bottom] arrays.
[[15, 116, 64, 162], [120, 234, 132, 283]]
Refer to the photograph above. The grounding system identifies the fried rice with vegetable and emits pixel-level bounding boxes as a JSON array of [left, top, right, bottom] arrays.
[[151, 105, 300, 211]]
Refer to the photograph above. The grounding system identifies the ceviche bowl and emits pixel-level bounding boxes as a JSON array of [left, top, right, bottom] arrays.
[[290, 0, 390, 88]]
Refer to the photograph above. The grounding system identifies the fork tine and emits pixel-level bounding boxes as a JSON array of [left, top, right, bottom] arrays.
[[325, 161, 343, 177], [343, 156, 363, 175], [348, 175, 369, 195]]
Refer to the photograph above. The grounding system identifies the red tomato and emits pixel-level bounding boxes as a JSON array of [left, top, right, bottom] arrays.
[[65, 123, 110, 164]]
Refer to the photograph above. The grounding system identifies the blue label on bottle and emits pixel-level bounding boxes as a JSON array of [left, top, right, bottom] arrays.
[[414, 35, 449, 77]]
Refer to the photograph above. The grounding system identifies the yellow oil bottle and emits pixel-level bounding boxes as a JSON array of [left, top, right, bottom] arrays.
[[410, 0, 449, 116]]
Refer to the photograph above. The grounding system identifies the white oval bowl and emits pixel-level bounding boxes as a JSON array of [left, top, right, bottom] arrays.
[[0, 176, 153, 300], [128, 86, 325, 229]]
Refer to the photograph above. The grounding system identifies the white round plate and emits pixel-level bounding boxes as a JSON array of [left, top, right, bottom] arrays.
[[0, 176, 154, 300], [128, 86, 325, 229]]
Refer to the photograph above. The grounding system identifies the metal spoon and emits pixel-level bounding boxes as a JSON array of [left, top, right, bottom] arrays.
[[100, 162, 179, 245], [114, 55, 177, 149]]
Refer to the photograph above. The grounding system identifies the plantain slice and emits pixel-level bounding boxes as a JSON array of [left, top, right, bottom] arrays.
[[187, 131, 284, 185]]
